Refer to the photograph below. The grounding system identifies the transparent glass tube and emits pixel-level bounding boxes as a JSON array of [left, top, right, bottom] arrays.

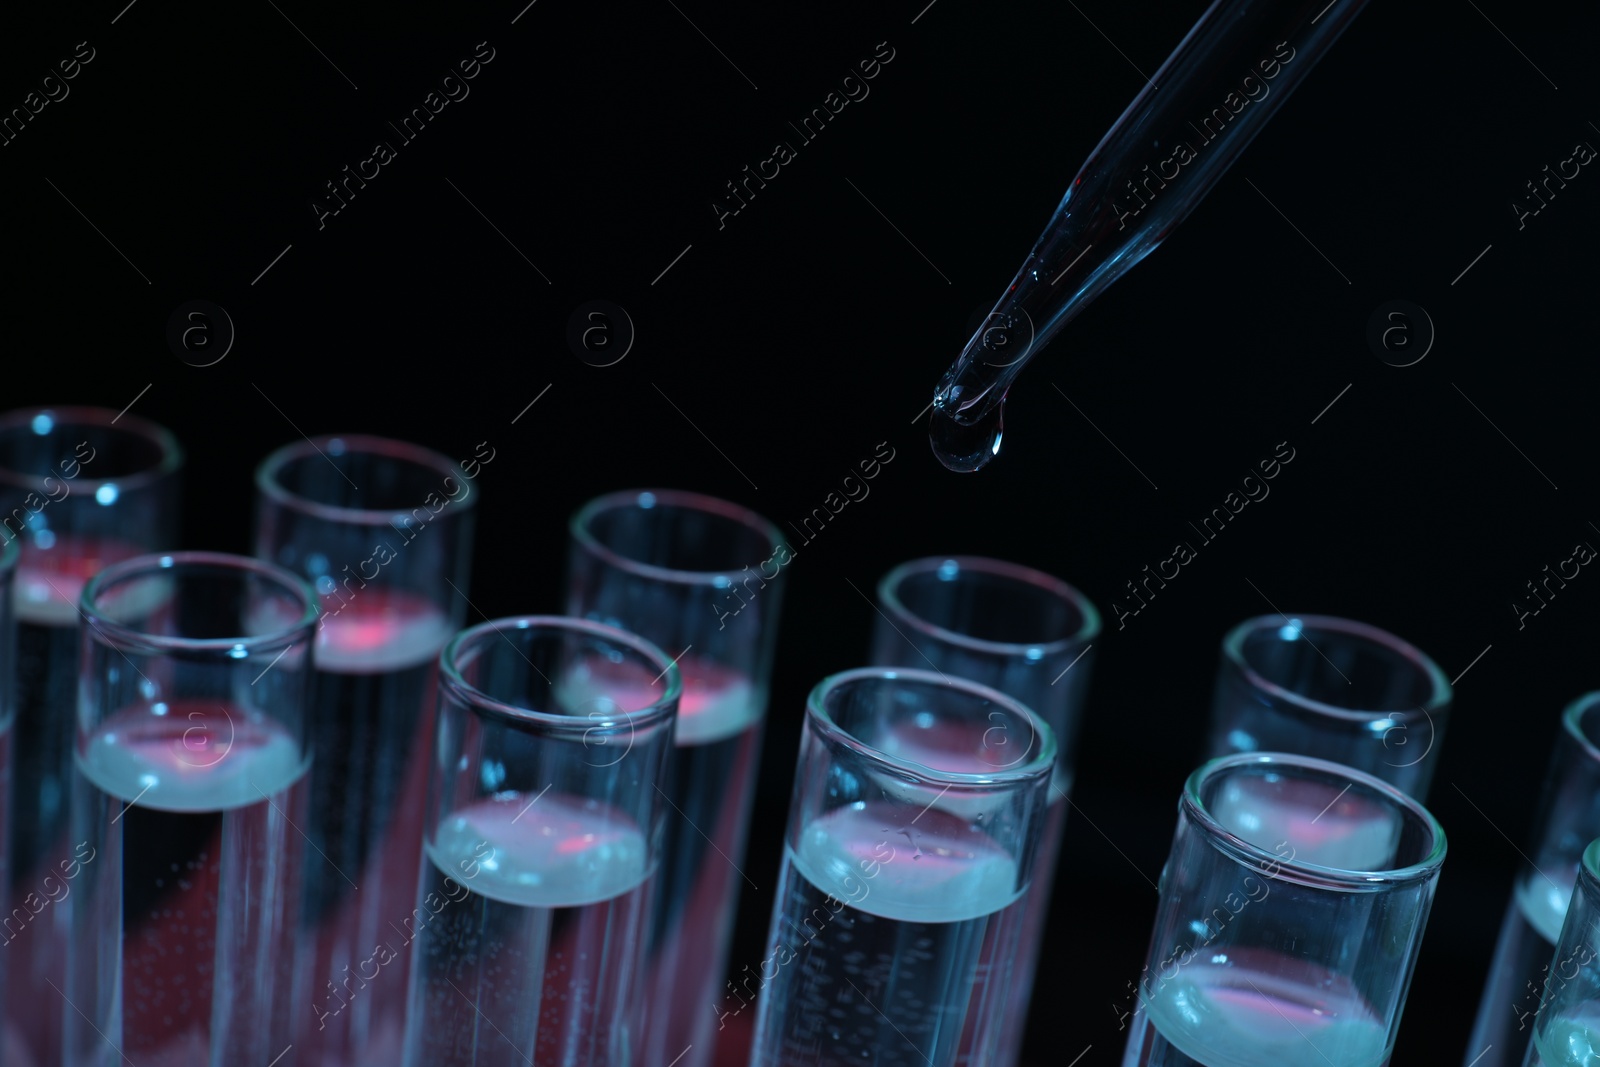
[[566, 489, 787, 1067], [68, 551, 319, 1066], [254, 433, 478, 1067], [0, 535, 16, 1053], [928, 0, 1373, 471], [1469, 694, 1600, 1067], [1121, 752, 1446, 1067], [1524, 837, 1600, 1065], [401, 616, 680, 1067], [0, 405, 182, 1067], [747, 668, 1057, 1067], [870, 555, 1098, 1067], [1207, 614, 1452, 799]]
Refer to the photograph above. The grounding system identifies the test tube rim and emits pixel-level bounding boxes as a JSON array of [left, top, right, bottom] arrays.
[[439, 613, 682, 737], [569, 487, 786, 588], [876, 554, 1100, 658], [0, 405, 183, 493], [1581, 836, 1600, 899], [80, 549, 321, 657], [1560, 692, 1600, 766], [255, 432, 480, 526], [1222, 613, 1451, 727], [1183, 751, 1448, 891], [806, 665, 1058, 789]]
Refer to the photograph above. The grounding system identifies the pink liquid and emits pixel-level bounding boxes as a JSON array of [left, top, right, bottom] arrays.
[[1210, 775, 1401, 872], [315, 587, 456, 673], [1125, 949, 1390, 1067], [295, 590, 454, 1067], [674, 656, 760, 745], [12, 531, 143, 625]]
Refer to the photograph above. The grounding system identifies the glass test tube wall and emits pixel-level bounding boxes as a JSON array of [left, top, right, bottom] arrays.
[[0, 537, 15, 1055], [1468, 693, 1600, 1067], [566, 489, 787, 1067], [0, 406, 181, 1067], [1522, 836, 1600, 1065], [1122, 753, 1447, 1067], [254, 434, 477, 1066], [748, 668, 1056, 1067], [67, 552, 318, 1065], [402, 616, 680, 1067], [870, 555, 1099, 1067], [1208, 614, 1452, 798]]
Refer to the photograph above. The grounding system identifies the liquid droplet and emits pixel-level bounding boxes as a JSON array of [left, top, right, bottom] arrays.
[[929, 401, 1004, 473]]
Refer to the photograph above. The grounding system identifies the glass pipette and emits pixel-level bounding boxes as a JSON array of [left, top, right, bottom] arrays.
[[929, 0, 1373, 471]]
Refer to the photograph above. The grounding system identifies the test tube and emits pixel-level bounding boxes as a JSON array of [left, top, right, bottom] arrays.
[[747, 668, 1056, 1067], [566, 489, 786, 1067], [401, 616, 679, 1067], [0, 405, 181, 1066], [1208, 614, 1452, 799], [0, 536, 16, 1048], [870, 555, 1098, 1067], [254, 434, 477, 1065], [1467, 693, 1600, 1067], [1121, 753, 1446, 1067], [67, 551, 318, 1065], [1522, 837, 1600, 1065]]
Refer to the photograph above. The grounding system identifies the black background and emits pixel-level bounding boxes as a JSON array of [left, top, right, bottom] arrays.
[[3, 0, 1598, 1063]]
